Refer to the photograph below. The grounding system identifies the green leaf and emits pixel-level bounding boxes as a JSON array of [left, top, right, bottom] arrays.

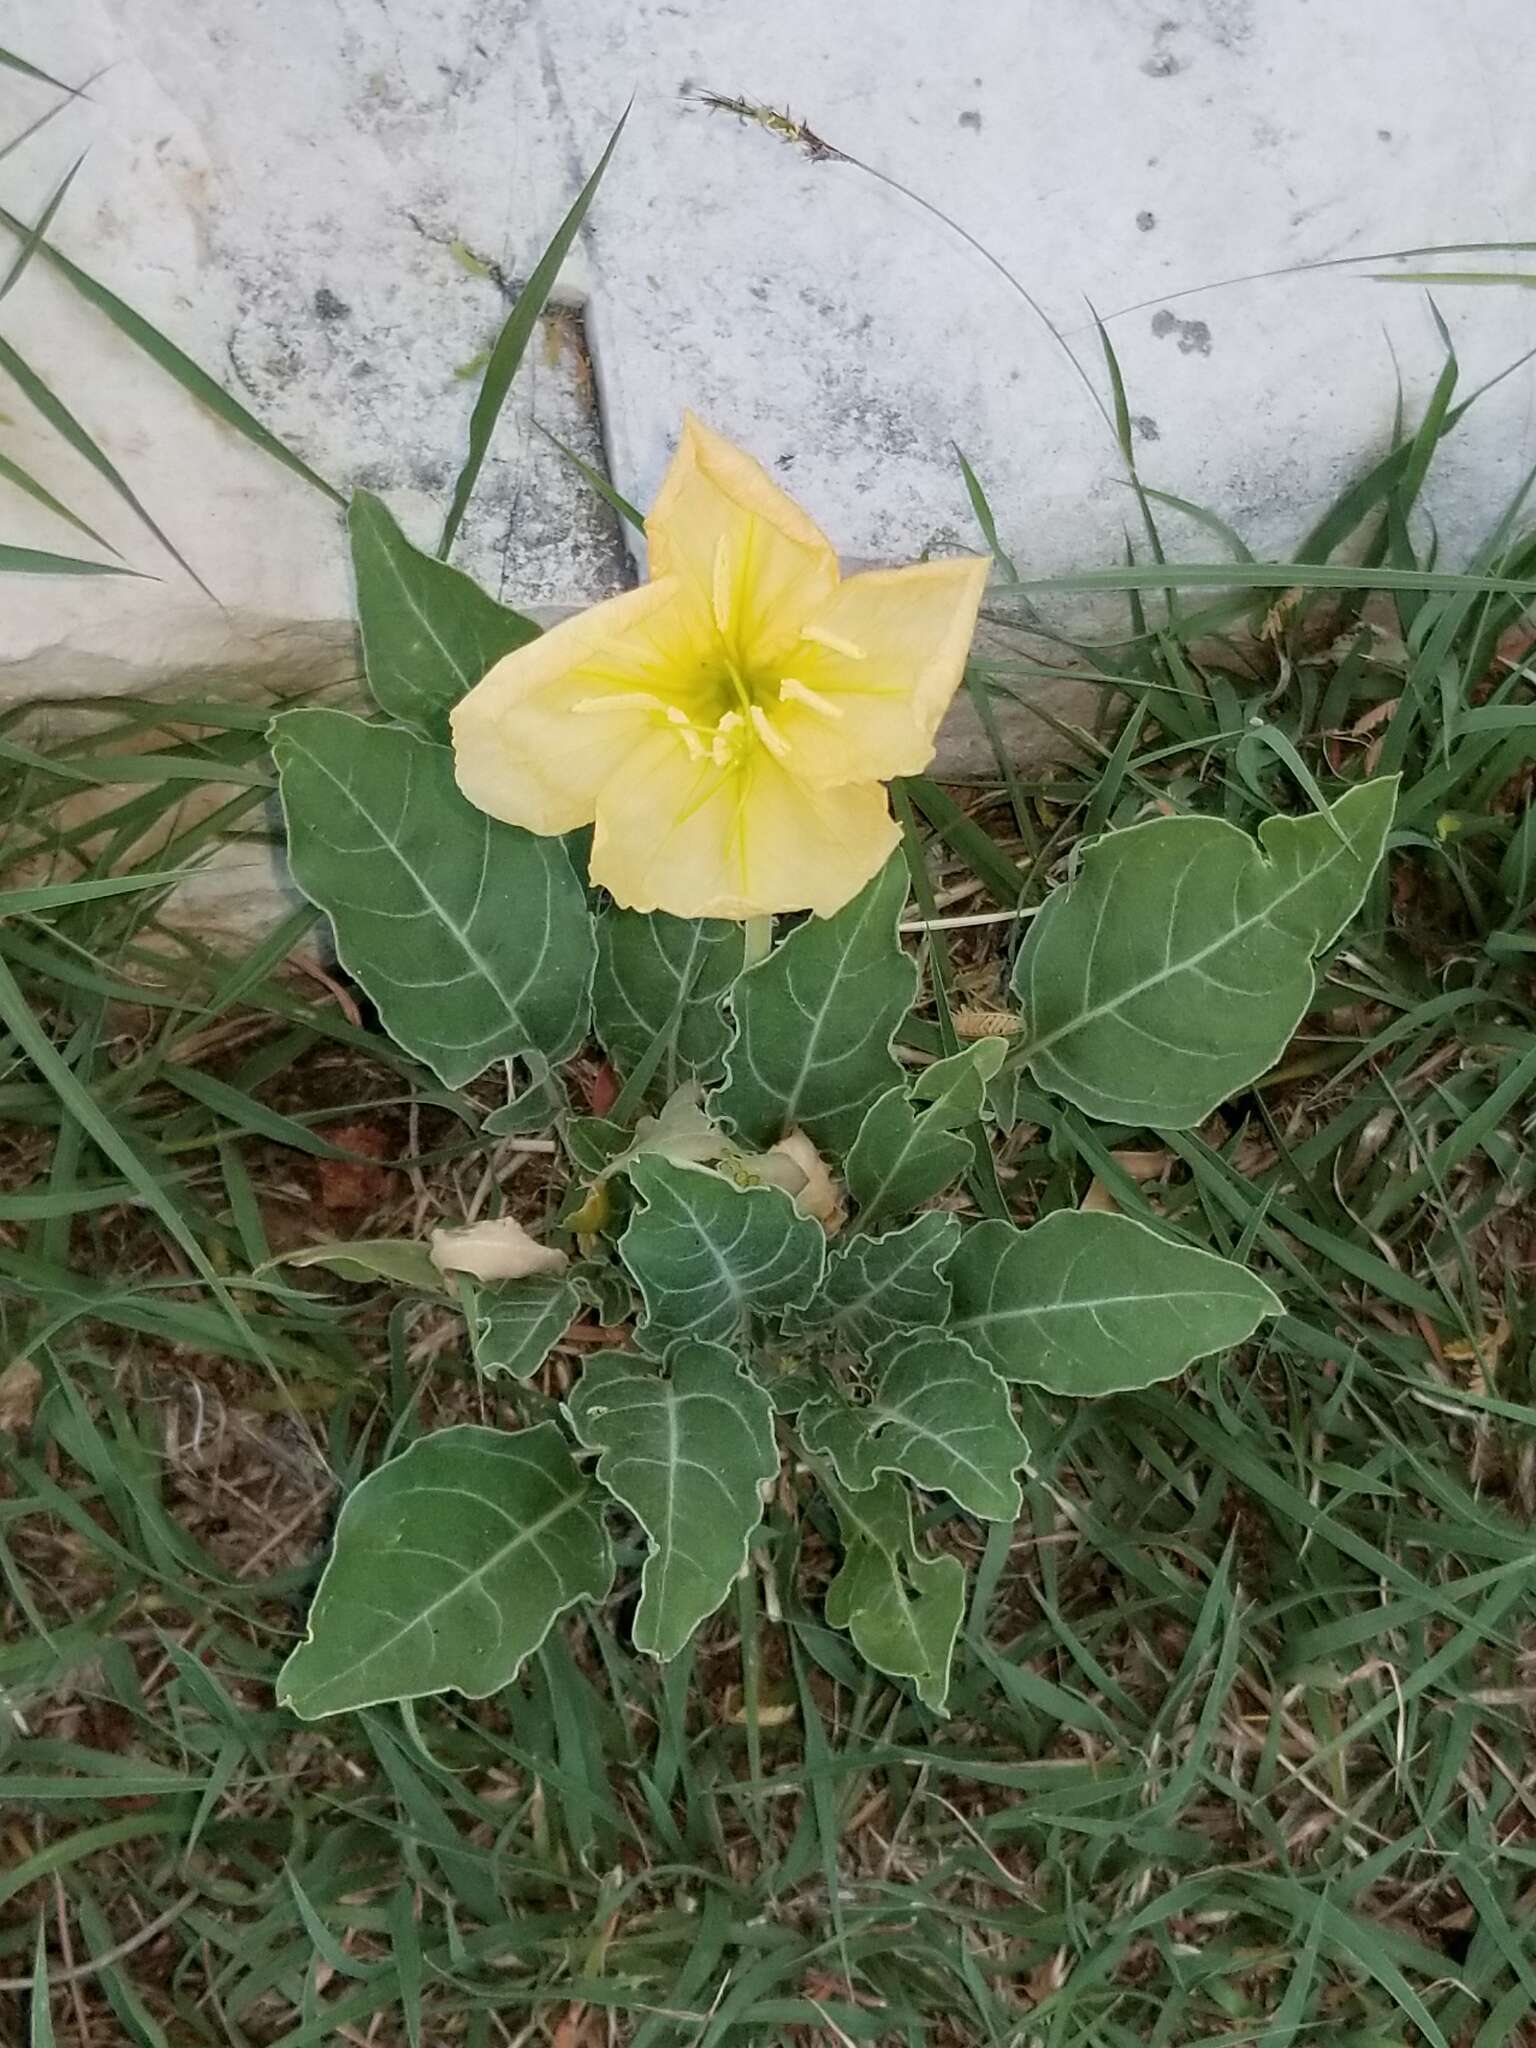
[[801, 1329, 1025, 1520], [949, 1211, 1281, 1395], [845, 1039, 1007, 1227], [480, 1062, 562, 1136], [277, 1422, 612, 1718], [566, 1345, 776, 1658], [593, 908, 745, 1097], [440, 110, 627, 557], [349, 490, 538, 738], [1013, 778, 1398, 1127], [619, 1157, 824, 1354], [821, 1473, 964, 1713], [713, 856, 916, 1153], [282, 1239, 445, 1291], [797, 1211, 960, 1350], [271, 708, 594, 1087], [470, 1274, 581, 1380], [570, 1255, 634, 1327]]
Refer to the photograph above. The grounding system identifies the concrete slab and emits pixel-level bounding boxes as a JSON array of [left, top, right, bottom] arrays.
[[556, 0, 1536, 595], [4, 0, 1534, 947], [1, 0, 626, 700]]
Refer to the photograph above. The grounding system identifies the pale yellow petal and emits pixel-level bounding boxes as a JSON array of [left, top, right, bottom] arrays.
[[770, 555, 990, 787], [588, 729, 899, 919], [429, 1217, 568, 1282], [645, 413, 839, 668], [450, 576, 716, 834]]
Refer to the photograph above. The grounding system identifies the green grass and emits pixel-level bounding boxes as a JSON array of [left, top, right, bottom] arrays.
[[2, 386, 1536, 2045]]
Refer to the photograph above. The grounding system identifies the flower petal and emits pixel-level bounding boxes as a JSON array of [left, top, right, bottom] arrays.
[[772, 555, 990, 787], [646, 413, 839, 668], [429, 1216, 568, 1282], [450, 576, 715, 834], [589, 729, 899, 919]]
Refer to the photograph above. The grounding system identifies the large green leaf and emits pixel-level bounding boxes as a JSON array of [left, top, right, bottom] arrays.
[[845, 1039, 1007, 1227], [470, 1274, 581, 1380], [593, 908, 745, 1097], [713, 857, 916, 1153], [349, 490, 538, 739], [566, 1345, 777, 1659], [272, 709, 594, 1087], [795, 1211, 960, 1351], [801, 1330, 1025, 1521], [822, 1473, 965, 1713], [277, 1423, 612, 1717], [1013, 779, 1398, 1126], [619, 1157, 824, 1355], [949, 1211, 1280, 1395]]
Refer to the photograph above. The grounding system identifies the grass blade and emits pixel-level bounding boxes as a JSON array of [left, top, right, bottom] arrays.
[[438, 107, 627, 557], [0, 46, 83, 93], [0, 950, 269, 1367], [1012, 560, 1536, 597], [0, 447, 123, 556], [0, 333, 212, 594], [0, 151, 84, 304], [27, 1916, 55, 2048], [0, 200, 343, 505], [535, 419, 643, 529], [0, 541, 139, 576]]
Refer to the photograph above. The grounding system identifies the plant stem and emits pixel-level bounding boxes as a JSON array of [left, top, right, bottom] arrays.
[[743, 914, 774, 966]]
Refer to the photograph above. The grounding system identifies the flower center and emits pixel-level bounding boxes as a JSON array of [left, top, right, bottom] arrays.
[[569, 528, 864, 776]]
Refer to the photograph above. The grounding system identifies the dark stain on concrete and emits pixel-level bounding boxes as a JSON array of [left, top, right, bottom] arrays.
[[1150, 309, 1213, 355], [1137, 209, 1157, 231]]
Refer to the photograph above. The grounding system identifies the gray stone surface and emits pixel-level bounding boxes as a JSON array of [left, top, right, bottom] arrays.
[[8, 0, 1535, 688], [5, 0, 1534, 935], [1, 0, 627, 700], [560, 0, 1536, 602]]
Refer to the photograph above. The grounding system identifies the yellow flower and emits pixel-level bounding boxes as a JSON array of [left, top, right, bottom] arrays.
[[450, 414, 988, 919]]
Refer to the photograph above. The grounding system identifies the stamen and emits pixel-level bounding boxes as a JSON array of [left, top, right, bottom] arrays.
[[712, 534, 734, 636], [675, 726, 706, 761], [778, 676, 844, 720], [750, 706, 791, 760], [572, 691, 670, 717], [801, 623, 867, 660], [710, 709, 743, 768]]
